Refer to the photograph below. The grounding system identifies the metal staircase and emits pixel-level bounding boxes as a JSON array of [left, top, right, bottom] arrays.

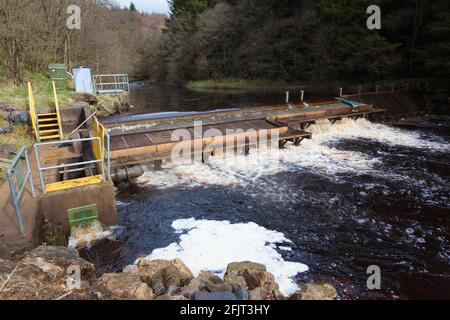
[[28, 81, 64, 142]]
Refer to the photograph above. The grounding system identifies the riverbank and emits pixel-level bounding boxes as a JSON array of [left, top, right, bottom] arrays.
[[0, 246, 337, 300]]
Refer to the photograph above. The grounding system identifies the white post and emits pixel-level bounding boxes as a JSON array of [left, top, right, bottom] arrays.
[[339, 88, 343, 97], [285, 91, 290, 104], [300, 90, 304, 102]]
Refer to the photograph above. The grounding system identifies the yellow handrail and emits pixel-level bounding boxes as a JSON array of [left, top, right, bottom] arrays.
[[27, 82, 39, 141], [52, 81, 64, 140], [92, 116, 105, 169]]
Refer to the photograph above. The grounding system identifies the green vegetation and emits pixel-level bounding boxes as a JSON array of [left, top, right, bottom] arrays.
[[0, 68, 73, 110], [0, 124, 34, 150]]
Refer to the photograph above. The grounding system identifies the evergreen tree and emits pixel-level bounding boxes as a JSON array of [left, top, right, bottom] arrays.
[[130, 2, 137, 12]]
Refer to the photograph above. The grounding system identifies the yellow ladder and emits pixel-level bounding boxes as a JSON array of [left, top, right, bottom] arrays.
[[28, 81, 64, 142]]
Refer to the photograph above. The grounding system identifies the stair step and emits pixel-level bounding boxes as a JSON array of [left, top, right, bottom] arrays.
[[38, 118, 58, 123], [40, 135, 61, 141], [39, 129, 59, 134], [38, 113, 57, 117], [39, 123, 59, 128]]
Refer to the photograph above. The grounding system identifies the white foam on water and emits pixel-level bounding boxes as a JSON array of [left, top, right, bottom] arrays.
[[136, 118, 449, 190], [144, 218, 309, 296]]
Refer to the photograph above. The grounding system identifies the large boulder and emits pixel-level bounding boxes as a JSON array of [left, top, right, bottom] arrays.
[[293, 283, 337, 301], [23, 246, 96, 280], [101, 273, 154, 300], [9, 111, 28, 124], [224, 261, 266, 280], [149, 264, 193, 296]]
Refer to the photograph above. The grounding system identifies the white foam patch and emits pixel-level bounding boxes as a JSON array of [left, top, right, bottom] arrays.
[[144, 219, 308, 296], [136, 118, 449, 190]]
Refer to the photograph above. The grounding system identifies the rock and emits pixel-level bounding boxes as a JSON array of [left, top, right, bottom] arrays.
[[123, 265, 139, 273], [172, 258, 194, 278], [9, 111, 28, 124], [224, 275, 247, 289], [136, 259, 171, 280], [156, 294, 187, 300], [0, 124, 12, 134], [296, 283, 337, 301], [248, 287, 262, 300], [101, 273, 154, 300], [0, 259, 17, 282], [234, 284, 249, 300], [225, 261, 266, 280], [41, 223, 67, 247], [149, 264, 193, 296], [239, 269, 279, 298], [194, 291, 236, 301], [21, 256, 64, 278], [25, 246, 96, 280], [180, 277, 207, 299]]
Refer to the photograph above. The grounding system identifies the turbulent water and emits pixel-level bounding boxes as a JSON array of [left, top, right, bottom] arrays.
[[81, 117, 450, 300]]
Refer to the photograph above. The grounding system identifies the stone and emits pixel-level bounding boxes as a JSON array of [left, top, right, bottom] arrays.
[[234, 284, 249, 300], [193, 291, 237, 301], [149, 264, 192, 296], [9, 111, 28, 124], [0, 124, 12, 134], [136, 259, 171, 280], [0, 259, 17, 282], [248, 287, 262, 301], [156, 294, 187, 301], [225, 275, 248, 289], [224, 261, 266, 280], [180, 277, 207, 299], [72, 93, 98, 105], [172, 258, 194, 278], [123, 265, 139, 273], [101, 273, 154, 300], [22, 256, 64, 278], [25, 246, 96, 280], [239, 269, 279, 297], [297, 283, 338, 301]]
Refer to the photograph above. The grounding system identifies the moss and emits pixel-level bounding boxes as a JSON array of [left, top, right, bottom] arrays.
[[0, 124, 34, 149]]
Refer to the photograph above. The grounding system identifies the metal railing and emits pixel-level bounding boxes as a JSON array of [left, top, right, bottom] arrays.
[[28, 82, 40, 142], [52, 81, 64, 140], [34, 137, 106, 193], [6, 147, 36, 235], [92, 74, 130, 95]]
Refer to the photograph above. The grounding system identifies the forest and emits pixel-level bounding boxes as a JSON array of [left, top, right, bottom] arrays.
[[0, 0, 449, 85]]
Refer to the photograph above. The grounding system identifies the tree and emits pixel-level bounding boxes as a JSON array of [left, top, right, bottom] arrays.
[[130, 2, 137, 12]]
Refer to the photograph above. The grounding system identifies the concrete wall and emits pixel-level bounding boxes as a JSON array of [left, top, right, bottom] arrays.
[[60, 103, 92, 134], [39, 182, 118, 234], [350, 92, 429, 118]]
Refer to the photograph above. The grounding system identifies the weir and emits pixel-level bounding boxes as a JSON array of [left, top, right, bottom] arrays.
[[103, 100, 385, 170]]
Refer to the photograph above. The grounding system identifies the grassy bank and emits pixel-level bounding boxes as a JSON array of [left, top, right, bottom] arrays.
[[186, 78, 305, 91], [0, 68, 73, 110]]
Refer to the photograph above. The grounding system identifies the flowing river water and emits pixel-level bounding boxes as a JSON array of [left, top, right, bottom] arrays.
[[79, 84, 450, 299]]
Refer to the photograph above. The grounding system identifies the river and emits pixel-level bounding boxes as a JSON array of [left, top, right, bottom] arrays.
[[80, 84, 450, 299]]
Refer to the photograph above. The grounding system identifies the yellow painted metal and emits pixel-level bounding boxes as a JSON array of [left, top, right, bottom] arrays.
[[92, 116, 106, 164], [52, 81, 64, 140], [38, 113, 57, 117], [28, 82, 39, 141], [39, 123, 59, 128], [45, 175, 103, 193], [40, 134, 61, 140], [40, 129, 59, 134], [38, 118, 58, 123]]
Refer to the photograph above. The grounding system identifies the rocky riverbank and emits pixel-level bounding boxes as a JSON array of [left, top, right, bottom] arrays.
[[0, 246, 337, 301]]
